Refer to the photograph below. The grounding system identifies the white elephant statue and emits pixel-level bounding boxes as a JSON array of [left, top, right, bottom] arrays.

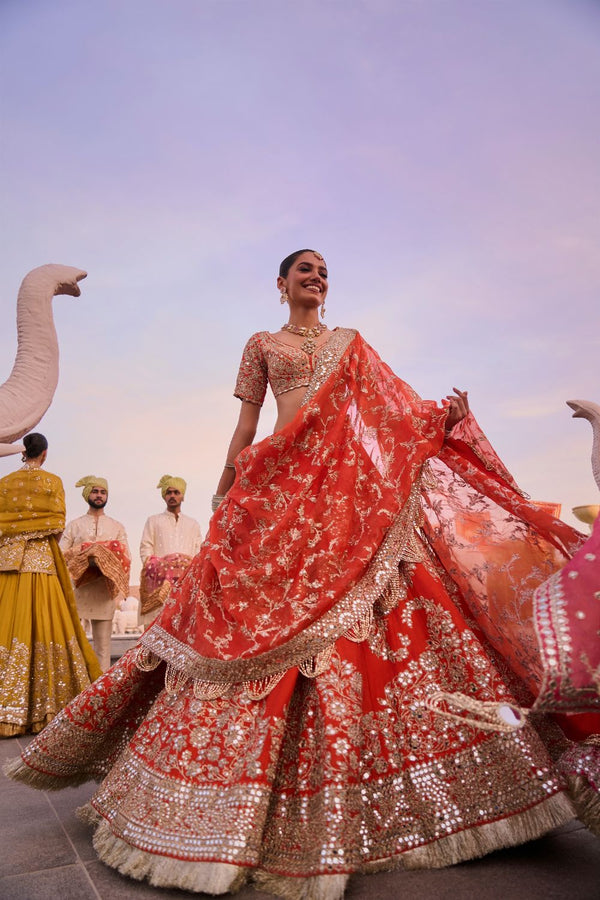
[[0, 264, 87, 457]]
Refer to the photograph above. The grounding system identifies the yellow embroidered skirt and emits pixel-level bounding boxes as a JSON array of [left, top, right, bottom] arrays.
[[0, 537, 102, 737]]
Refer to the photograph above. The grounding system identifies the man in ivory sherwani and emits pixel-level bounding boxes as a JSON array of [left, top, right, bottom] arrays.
[[60, 477, 130, 672], [139, 475, 202, 627]]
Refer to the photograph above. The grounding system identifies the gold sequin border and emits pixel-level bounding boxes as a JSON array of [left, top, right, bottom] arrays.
[[301, 328, 357, 407], [88, 732, 570, 875], [531, 569, 600, 712]]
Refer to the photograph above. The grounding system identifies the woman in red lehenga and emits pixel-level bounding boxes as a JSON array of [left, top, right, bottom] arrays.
[[7, 250, 599, 899]]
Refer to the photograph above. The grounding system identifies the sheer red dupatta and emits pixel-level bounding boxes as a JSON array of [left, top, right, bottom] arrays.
[[142, 330, 448, 685], [141, 329, 595, 718], [421, 414, 598, 717]]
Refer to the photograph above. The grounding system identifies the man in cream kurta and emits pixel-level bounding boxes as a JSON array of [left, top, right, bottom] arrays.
[[139, 475, 202, 626], [60, 476, 130, 671]]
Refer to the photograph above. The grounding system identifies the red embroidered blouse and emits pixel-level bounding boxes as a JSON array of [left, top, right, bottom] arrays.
[[234, 331, 331, 406]]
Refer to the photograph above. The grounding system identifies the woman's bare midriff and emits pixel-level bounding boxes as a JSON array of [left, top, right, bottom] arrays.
[[274, 386, 307, 432]]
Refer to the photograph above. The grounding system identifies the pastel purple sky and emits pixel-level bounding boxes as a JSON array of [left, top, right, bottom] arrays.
[[1, 0, 599, 578]]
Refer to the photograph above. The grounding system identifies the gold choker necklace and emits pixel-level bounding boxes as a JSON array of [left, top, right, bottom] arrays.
[[281, 322, 327, 355]]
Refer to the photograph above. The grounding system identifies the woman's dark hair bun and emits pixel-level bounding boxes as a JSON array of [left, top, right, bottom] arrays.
[[23, 432, 48, 459]]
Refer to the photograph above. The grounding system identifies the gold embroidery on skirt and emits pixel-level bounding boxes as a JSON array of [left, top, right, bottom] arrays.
[[0, 635, 91, 734]]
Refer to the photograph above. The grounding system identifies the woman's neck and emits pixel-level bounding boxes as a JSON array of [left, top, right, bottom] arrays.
[[286, 309, 322, 328]]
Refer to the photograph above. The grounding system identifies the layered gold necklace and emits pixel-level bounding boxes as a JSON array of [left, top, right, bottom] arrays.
[[281, 322, 327, 355]]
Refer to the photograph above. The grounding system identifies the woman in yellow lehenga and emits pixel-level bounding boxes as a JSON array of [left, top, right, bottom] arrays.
[[0, 433, 101, 737]]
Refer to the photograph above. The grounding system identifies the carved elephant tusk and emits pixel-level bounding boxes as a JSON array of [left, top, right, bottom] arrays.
[[0, 264, 87, 455]]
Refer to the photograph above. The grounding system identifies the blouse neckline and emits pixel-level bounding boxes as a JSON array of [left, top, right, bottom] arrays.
[[264, 328, 337, 355]]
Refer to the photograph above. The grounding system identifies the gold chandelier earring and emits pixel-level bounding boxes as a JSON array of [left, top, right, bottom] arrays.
[[320, 301, 326, 319], [280, 290, 288, 305]]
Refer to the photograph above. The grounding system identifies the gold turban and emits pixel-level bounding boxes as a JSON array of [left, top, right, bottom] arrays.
[[76, 475, 109, 502], [157, 475, 187, 499]]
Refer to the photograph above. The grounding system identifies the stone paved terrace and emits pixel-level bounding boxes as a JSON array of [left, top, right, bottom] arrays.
[[1, 732, 599, 900]]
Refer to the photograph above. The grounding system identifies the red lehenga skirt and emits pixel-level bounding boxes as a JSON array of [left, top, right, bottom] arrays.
[[6, 330, 599, 898], [8, 542, 598, 898]]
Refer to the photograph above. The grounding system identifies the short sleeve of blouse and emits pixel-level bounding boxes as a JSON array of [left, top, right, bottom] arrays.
[[234, 333, 268, 406]]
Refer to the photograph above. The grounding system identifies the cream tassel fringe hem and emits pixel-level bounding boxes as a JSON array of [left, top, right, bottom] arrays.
[[92, 818, 248, 894], [253, 872, 349, 900], [3, 756, 94, 789], [392, 790, 576, 871], [566, 775, 600, 837], [78, 792, 576, 899], [91, 814, 348, 899]]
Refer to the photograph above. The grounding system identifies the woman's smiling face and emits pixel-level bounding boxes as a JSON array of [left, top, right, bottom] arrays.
[[277, 251, 328, 308]]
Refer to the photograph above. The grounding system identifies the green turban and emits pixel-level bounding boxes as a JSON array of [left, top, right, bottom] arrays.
[[76, 475, 108, 502], [157, 475, 187, 499]]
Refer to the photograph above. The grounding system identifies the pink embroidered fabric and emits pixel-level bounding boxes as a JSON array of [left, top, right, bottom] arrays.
[[532, 516, 600, 712]]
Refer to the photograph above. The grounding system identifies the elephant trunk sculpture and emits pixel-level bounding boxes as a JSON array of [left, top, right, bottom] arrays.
[[0, 264, 87, 456], [567, 399, 600, 491]]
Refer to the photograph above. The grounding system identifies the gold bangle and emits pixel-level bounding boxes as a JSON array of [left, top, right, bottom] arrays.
[[223, 463, 235, 470]]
